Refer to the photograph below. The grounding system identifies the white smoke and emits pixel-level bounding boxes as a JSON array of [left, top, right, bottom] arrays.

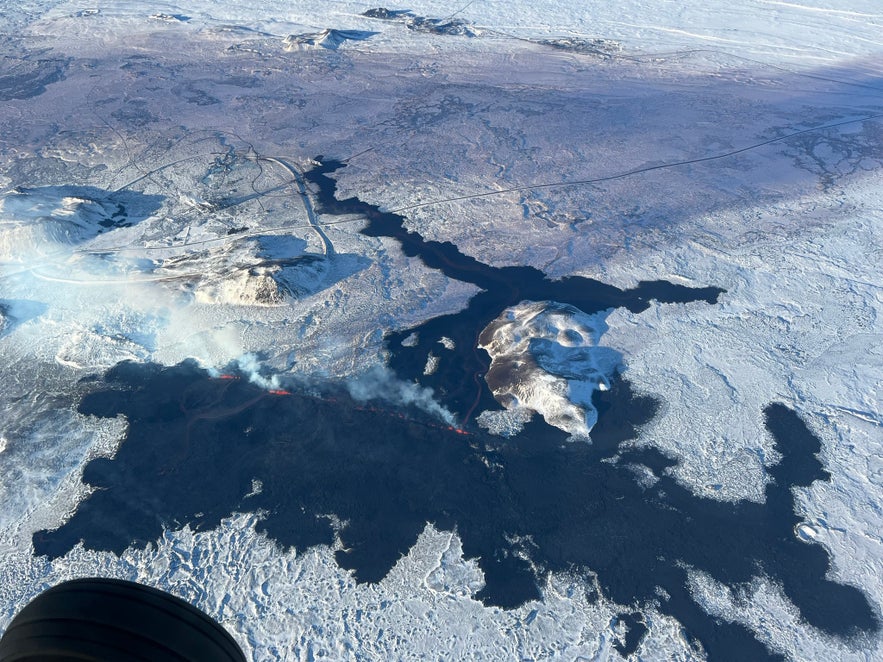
[[232, 353, 282, 390], [346, 364, 457, 425], [0, 187, 450, 428], [201, 351, 282, 390]]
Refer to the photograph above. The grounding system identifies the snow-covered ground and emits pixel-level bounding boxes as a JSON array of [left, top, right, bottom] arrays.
[[1, 0, 881, 659]]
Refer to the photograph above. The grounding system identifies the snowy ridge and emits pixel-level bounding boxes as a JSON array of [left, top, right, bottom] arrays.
[[478, 301, 620, 439], [0, 139, 462, 377]]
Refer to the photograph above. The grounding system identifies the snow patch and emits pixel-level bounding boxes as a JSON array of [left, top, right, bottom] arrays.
[[423, 352, 439, 375], [0, 512, 698, 662], [55, 326, 151, 369], [423, 530, 485, 597], [476, 407, 534, 438], [687, 569, 881, 661]]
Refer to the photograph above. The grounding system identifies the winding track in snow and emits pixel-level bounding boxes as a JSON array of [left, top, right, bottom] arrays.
[[16, 110, 880, 272], [388, 112, 883, 213], [253, 156, 335, 257]]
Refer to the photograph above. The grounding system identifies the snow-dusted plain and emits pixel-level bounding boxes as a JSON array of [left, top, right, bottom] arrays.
[[1, 0, 881, 660]]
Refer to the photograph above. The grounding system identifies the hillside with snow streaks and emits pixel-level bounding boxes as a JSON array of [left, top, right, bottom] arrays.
[[479, 302, 620, 439]]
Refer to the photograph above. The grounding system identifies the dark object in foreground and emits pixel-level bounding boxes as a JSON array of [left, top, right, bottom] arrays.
[[0, 577, 245, 661]]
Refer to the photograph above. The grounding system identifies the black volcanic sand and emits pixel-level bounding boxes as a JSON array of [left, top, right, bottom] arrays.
[[34, 159, 878, 659], [35, 365, 877, 660]]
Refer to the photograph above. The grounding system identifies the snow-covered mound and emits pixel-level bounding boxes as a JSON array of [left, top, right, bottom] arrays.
[[187, 243, 368, 306], [363, 8, 481, 37], [194, 265, 289, 306], [478, 301, 621, 439], [54, 326, 152, 369], [283, 29, 375, 51], [0, 186, 159, 262]]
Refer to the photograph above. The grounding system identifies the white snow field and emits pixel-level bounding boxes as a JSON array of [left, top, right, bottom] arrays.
[[1, 0, 881, 660]]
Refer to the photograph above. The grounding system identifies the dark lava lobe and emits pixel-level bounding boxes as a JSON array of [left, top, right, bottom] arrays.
[[34, 364, 878, 662], [32, 159, 879, 661], [304, 159, 725, 421]]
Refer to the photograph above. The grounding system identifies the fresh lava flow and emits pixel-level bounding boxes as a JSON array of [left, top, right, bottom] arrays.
[[30, 158, 879, 660]]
